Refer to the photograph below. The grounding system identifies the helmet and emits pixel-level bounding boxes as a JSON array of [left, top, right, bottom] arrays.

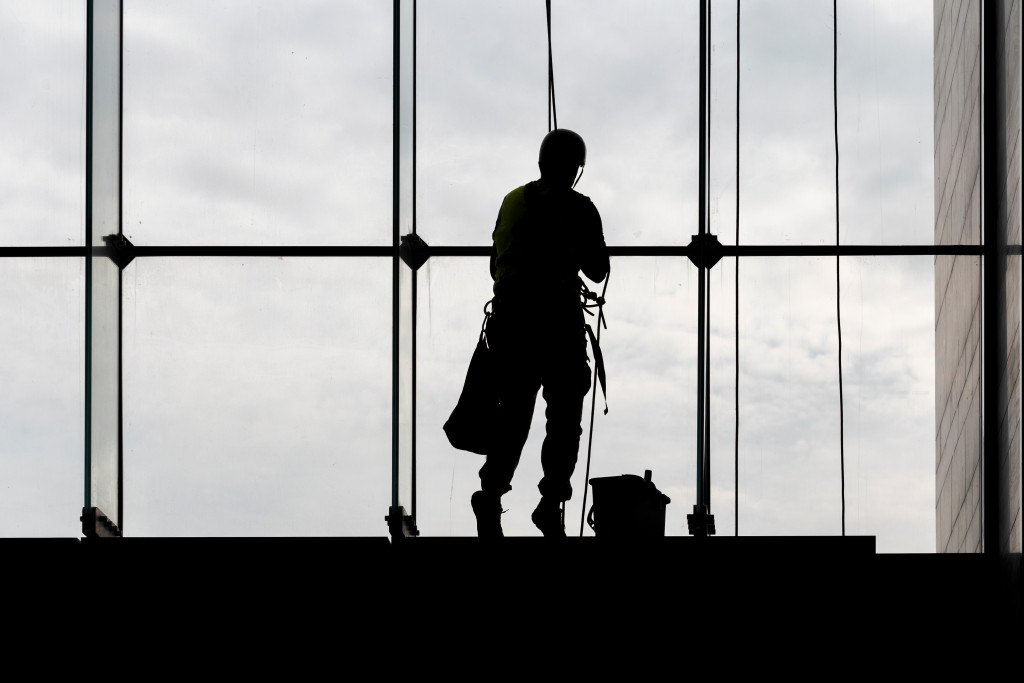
[[538, 128, 586, 169]]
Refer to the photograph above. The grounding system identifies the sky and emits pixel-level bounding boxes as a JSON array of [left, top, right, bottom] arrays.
[[0, 0, 949, 551]]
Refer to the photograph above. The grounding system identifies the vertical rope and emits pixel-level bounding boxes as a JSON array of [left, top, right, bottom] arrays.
[[546, 0, 557, 132], [542, 0, 603, 536], [580, 273, 610, 536], [704, 0, 712, 513], [834, 0, 846, 536], [695, 0, 707, 517], [705, 270, 712, 507], [546, 0, 562, 529], [734, 0, 740, 536]]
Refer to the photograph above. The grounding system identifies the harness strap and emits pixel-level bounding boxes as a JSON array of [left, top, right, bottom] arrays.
[[584, 323, 607, 415], [479, 298, 494, 344], [579, 279, 608, 414]]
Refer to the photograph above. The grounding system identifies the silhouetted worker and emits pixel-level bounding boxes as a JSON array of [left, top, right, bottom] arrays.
[[472, 129, 609, 537]]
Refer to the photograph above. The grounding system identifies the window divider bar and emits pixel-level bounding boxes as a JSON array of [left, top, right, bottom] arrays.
[[0, 244, 987, 259]]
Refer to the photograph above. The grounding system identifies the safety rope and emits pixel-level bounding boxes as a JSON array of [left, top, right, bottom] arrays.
[[734, 0, 740, 536], [579, 270, 610, 536], [543, 1, 604, 535], [834, 0, 846, 536], [704, 0, 712, 516], [705, 264, 712, 509], [546, 0, 558, 132]]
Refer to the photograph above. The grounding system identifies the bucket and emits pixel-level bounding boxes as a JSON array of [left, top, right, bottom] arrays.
[[587, 470, 671, 538]]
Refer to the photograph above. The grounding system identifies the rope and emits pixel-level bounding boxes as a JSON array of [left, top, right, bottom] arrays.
[[546, 0, 558, 132], [705, 266, 712, 508], [540, 0, 605, 536], [579, 270, 610, 536], [704, 0, 712, 514], [734, 0, 740, 536], [834, 0, 846, 536]]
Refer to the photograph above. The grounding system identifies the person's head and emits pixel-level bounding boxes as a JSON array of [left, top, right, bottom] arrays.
[[538, 128, 586, 188]]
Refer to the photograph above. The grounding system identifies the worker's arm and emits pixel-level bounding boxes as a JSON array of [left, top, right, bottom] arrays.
[[489, 206, 502, 280], [580, 200, 609, 283]]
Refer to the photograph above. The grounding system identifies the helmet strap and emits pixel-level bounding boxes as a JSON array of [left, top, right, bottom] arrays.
[[572, 165, 585, 189]]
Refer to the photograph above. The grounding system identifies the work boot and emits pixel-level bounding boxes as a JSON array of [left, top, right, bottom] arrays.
[[531, 497, 566, 538], [471, 491, 503, 538]]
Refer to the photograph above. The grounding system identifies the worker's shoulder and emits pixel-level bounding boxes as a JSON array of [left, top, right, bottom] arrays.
[[569, 187, 597, 207], [506, 181, 599, 215], [502, 184, 528, 204], [537, 182, 598, 209], [566, 188, 600, 221]]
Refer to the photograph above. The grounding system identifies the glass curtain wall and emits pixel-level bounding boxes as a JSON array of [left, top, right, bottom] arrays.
[[117, 0, 395, 536], [0, 1, 87, 537], [416, 0, 945, 550], [0, 1, 969, 547]]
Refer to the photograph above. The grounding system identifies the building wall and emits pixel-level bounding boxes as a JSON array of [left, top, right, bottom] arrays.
[[935, 0, 983, 553], [935, 0, 1022, 554], [993, 0, 1021, 554]]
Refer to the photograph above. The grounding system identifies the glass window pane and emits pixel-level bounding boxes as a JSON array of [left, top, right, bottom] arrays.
[[0, 1, 85, 246], [418, 1, 698, 247], [837, 1, 934, 245], [394, 0, 414, 523], [710, 0, 740, 246], [719, 1, 936, 246], [0, 258, 83, 537], [397, 0, 413, 241], [734, 257, 844, 533], [840, 256, 934, 552], [580, 257, 697, 535], [415, 257, 493, 536], [90, 0, 120, 248], [704, 256, 740, 536], [739, 1, 838, 245], [417, 1, 546, 247], [122, 1, 392, 246], [396, 261, 414, 517], [416, 257, 696, 536], [550, 0, 699, 247], [720, 255, 936, 550], [122, 258, 391, 536], [89, 255, 120, 524]]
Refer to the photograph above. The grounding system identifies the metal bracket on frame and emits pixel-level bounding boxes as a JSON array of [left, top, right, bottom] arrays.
[[102, 233, 135, 270], [81, 506, 122, 538], [386, 505, 420, 539]]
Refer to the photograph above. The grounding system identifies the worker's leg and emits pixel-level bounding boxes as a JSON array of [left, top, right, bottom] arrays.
[[477, 309, 541, 497], [537, 336, 591, 503], [473, 313, 540, 537], [478, 377, 539, 496]]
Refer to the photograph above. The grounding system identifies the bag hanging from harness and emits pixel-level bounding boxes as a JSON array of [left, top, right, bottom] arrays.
[[444, 281, 608, 454], [443, 302, 499, 455]]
